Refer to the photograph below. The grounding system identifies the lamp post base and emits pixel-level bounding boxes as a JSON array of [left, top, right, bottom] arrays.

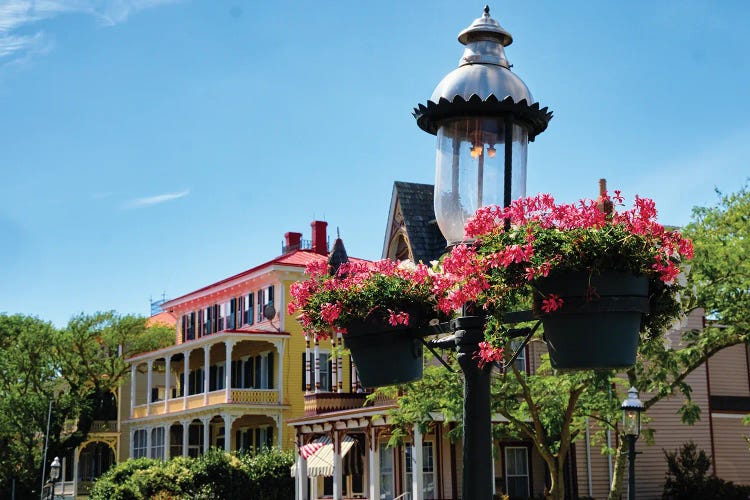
[[454, 316, 494, 500]]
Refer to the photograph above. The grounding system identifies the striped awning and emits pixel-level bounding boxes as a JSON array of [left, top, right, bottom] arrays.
[[291, 435, 356, 477]]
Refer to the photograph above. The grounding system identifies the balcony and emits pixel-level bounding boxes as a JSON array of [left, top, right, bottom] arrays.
[[131, 389, 282, 419], [304, 392, 368, 416]]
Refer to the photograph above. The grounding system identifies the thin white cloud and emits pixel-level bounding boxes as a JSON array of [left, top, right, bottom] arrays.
[[123, 189, 189, 209], [0, 0, 181, 64]]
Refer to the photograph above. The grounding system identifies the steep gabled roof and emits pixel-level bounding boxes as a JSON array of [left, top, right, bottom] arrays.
[[383, 181, 446, 263]]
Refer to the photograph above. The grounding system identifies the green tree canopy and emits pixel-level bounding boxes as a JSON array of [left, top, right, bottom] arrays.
[[0, 311, 173, 498]]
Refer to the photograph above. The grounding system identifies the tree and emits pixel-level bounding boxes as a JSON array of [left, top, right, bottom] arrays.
[[0, 314, 66, 499], [0, 311, 173, 498]]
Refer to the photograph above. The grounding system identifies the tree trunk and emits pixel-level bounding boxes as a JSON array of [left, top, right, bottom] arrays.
[[608, 438, 627, 500], [545, 456, 567, 500]]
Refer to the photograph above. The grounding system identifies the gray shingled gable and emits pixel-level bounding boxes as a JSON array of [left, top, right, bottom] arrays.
[[393, 181, 447, 263]]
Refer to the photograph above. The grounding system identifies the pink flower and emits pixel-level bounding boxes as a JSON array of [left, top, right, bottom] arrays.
[[475, 341, 504, 368], [319, 302, 342, 325], [387, 310, 410, 326], [541, 294, 564, 313]]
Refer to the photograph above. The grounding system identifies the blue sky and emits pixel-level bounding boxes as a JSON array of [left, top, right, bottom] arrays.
[[1, 0, 748, 327]]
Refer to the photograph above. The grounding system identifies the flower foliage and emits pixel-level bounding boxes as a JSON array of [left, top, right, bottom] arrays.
[[434, 192, 694, 341], [288, 259, 443, 338]]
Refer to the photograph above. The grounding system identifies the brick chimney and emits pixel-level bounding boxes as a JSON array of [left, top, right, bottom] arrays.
[[284, 232, 302, 253], [311, 220, 328, 255]]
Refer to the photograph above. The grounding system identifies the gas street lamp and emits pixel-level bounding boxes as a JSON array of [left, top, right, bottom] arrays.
[[48, 456, 61, 500], [412, 6, 551, 499], [413, 5, 551, 244], [621, 387, 644, 500]]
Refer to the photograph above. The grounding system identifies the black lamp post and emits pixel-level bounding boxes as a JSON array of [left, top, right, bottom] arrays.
[[621, 387, 644, 500], [48, 456, 60, 500], [413, 6, 551, 498]]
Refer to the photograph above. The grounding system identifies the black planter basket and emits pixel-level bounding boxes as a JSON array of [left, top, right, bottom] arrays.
[[533, 270, 650, 370], [343, 316, 424, 388]]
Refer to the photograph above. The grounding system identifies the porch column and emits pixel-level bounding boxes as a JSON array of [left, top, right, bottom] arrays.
[[222, 413, 234, 452], [336, 334, 343, 393], [164, 355, 171, 413], [146, 359, 153, 415], [183, 349, 191, 409], [203, 345, 210, 405], [164, 424, 171, 460], [274, 414, 283, 448], [331, 339, 338, 392], [130, 428, 136, 457], [224, 340, 234, 403], [73, 446, 80, 497], [310, 476, 318, 500], [277, 340, 285, 404], [332, 432, 343, 500], [297, 449, 308, 500], [201, 416, 211, 454], [130, 364, 136, 417], [313, 338, 320, 393], [352, 356, 362, 393], [181, 420, 190, 457], [304, 334, 311, 393], [146, 425, 153, 459], [368, 427, 380, 500], [412, 425, 424, 500]]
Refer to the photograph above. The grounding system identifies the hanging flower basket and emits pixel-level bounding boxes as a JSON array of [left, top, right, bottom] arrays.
[[533, 270, 649, 370], [343, 314, 424, 388], [434, 191, 693, 371], [289, 259, 444, 387]]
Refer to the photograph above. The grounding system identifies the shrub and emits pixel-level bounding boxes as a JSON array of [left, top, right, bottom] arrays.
[[242, 447, 295, 499], [663, 441, 750, 499], [90, 448, 294, 500]]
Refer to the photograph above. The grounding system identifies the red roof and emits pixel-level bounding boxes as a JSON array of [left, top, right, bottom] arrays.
[[163, 250, 368, 309]]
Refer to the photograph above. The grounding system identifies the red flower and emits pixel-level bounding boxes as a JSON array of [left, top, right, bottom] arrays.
[[475, 341, 504, 368], [387, 310, 410, 326], [541, 294, 564, 313]]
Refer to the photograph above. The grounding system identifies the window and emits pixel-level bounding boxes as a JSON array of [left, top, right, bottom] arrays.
[[204, 307, 213, 335], [188, 423, 203, 458], [379, 443, 395, 500], [244, 293, 254, 325], [510, 340, 527, 372], [151, 427, 165, 460], [318, 352, 331, 392], [235, 426, 273, 453], [405, 441, 435, 499], [133, 429, 147, 458], [218, 303, 226, 332], [504, 447, 530, 500], [226, 298, 237, 330], [188, 368, 204, 395], [255, 286, 275, 322], [209, 364, 225, 391], [183, 312, 196, 341], [255, 353, 272, 389]]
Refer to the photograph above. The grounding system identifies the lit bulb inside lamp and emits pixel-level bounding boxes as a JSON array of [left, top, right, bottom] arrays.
[[487, 146, 496, 158], [470, 145, 483, 158]]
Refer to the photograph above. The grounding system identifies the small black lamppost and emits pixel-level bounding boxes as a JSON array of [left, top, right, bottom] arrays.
[[413, 6, 551, 499], [48, 456, 61, 500], [621, 387, 644, 500]]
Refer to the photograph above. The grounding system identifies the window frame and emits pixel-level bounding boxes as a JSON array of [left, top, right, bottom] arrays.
[[404, 440, 436, 499], [504, 445, 530, 500]]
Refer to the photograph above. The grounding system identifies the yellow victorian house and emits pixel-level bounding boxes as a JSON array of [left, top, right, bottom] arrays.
[[121, 221, 360, 461]]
